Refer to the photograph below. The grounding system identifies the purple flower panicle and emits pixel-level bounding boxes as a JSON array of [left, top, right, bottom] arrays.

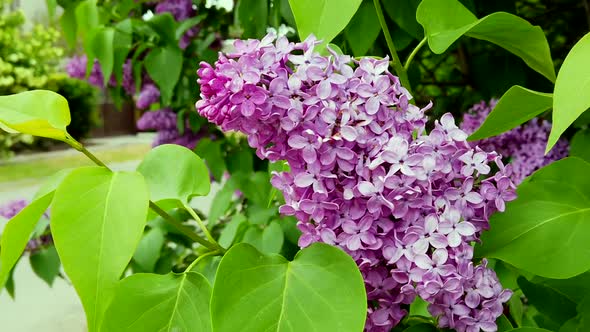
[[461, 100, 569, 184], [197, 33, 516, 331]]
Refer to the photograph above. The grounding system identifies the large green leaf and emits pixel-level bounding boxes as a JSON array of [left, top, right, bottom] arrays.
[[504, 329, 553, 332], [477, 158, 590, 278], [0, 193, 53, 290], [92, 27, 115, 86], [570, 129, 590, 163], [211, 243, 367, 331], [101, 272, 212, 332], [288, 0, 362, 46], [51, 167, 149, 331], [547, 32, 590, 152], [518, 276, 577, 325], [416, 0, 555, 82], [532, 271, 590, 304], [468, 86, 553, 141], [137, 144, 210, 205], [0, 90, 74, 142], [344, 1, 381, 56], [382, 0, 423, 38], [145, 46, 183, 105]]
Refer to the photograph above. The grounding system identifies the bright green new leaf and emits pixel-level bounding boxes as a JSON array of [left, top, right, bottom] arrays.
[[138, 144, 211, 205], [0, 90, 74, 142], [145, 46, 183, 105], [133, 227, 166, 272], [477, 158, 590, 278], [211, 243, 367, 332], [517, 277, 577, 325], [242, 222, 284, 254], [29, 246, 61, 287], [101, 272, 212, 332], [92, 27, 115, 86], [51, 167, 149, 331], [570, 129, 590, 163], [468, 86, 553, 141], [547, 32, 590, 153], [0, 193, 53, 291], [416, 0, 555, 82], [344, 1, 381, 56], [288, 0, 362, 47]]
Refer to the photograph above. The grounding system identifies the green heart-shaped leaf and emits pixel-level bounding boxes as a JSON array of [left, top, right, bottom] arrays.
[[476, 158, 590, 279], [51, 167, 150, 331], [101, 272, 212, 332], [417, 0, 555, 82], [211, 243, 367, 331]]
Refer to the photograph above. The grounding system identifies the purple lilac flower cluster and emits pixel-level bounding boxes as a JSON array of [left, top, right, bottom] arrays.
[[196, 33, 516, 332], [0, 200, 52, 252], [461, 100, 569, 184], [136, 108, 204, 149], [66, 55, 135, 95]]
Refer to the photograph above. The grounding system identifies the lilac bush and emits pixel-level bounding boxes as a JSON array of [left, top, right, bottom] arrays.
[[196, 33, 516, 332], [461, 100, 569, 184]]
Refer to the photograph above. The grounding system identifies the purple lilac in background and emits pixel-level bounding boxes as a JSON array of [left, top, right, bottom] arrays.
[[136, 108, 204, 150], [66, 55, 134, 95], [196, 33, 516, 332], [0, 200, 52, 252], [461, 100, 569, 184]]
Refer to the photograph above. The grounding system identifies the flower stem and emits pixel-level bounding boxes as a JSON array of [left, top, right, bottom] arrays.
[[404, 37, 427, 71], [373, 0, 412, 93], [150, 202, 219, 251], [66, 137, 220, 251], [182, 202, 223, 251], [185, 249, 222, 272]]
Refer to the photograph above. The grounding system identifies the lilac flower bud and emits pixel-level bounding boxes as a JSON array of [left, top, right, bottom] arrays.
[[197, 33, 515, 331]]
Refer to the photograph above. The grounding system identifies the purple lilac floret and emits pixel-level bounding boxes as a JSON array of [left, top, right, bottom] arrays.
[[136, 108, 203, 149], [155, 0, 195, 21], [136, 83, 161, 110], [461, 100, 569, 184], [196, 33, 516, 332]]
